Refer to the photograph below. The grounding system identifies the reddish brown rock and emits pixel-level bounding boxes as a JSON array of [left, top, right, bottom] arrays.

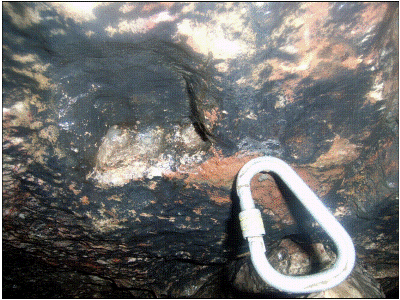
[[3, 2, 398, 298]]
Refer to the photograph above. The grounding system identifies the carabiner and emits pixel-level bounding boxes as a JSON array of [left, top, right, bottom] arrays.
[[236, 156, 356, 294]]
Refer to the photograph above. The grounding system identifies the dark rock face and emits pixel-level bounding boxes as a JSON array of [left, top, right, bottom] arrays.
[[3, 2, 398, 297]]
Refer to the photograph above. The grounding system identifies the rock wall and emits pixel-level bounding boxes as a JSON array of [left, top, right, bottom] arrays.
[[3, 2, 398, 297]]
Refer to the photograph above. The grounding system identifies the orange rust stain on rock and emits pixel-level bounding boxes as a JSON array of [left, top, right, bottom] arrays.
[[80, 195, 90, 205], [181, 150, 261, 189], [293, 167, 322, 196], [353, 2, 389, 36], [206, 189, 230, 205], [260, 2, 390, 104], [249, 165, 339, 225], [204, 107, 221, 129], [69, 183, 80, 195], [250, 173, 295, 225], [165, 150, 261, 205], [308, 166, 346, 197], [311, 135, 361, 168], [193, 207, 203, 215]]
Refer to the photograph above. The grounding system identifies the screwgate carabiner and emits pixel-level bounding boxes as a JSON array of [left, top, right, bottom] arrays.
[[236, 156, 356, 294]]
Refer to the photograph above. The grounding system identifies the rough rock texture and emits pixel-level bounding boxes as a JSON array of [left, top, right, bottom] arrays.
[[3, 2, 398, 298]]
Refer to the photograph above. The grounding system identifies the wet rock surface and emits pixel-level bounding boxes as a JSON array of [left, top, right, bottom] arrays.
[[3, 2, 398, 298]]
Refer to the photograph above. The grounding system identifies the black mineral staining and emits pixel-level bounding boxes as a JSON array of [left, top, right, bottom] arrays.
[[3, 2, 398, 298]]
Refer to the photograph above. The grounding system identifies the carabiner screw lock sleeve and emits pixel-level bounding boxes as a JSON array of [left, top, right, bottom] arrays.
[[239, 208, 265, 238]]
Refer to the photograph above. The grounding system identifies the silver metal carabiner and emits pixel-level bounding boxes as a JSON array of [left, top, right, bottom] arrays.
[[236, 156, 356, 294]]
